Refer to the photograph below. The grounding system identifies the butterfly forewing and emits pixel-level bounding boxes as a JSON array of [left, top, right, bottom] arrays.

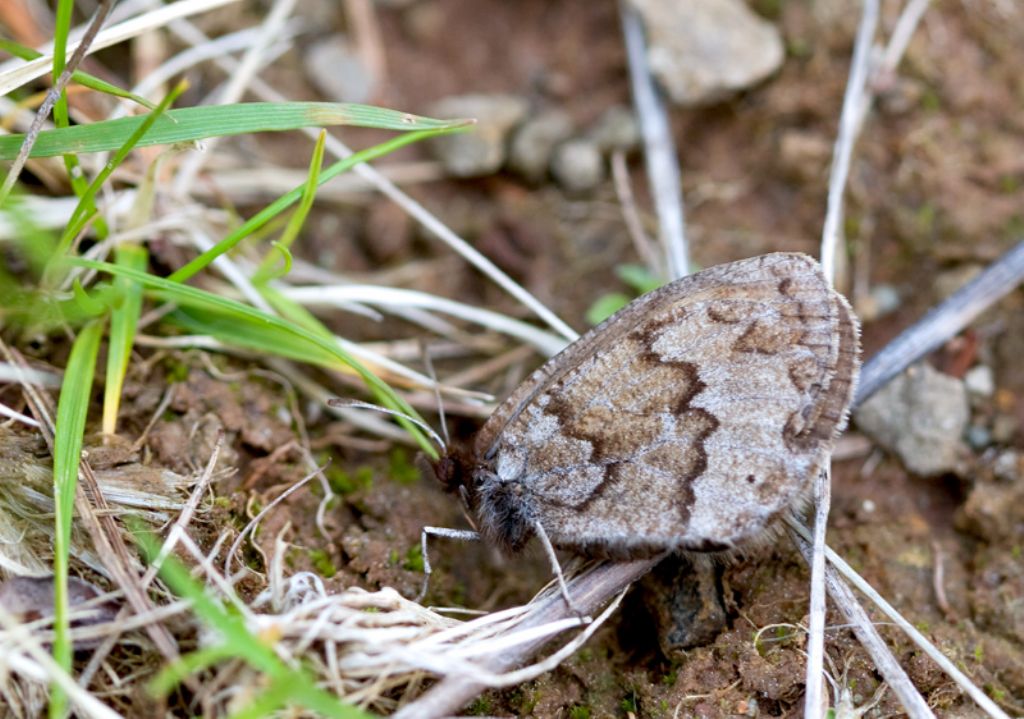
[[463, 253, 860, 558]]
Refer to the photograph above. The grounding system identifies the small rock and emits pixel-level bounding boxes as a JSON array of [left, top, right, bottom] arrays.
[[967, 425, 991, 450], [854, 363, 970, 476], [964, 365, 995, 397], [638, 555, 726, 656], [427, 94, 528, 177], [993, 451, 1021, 482], [550, 138, 605, 194], [305, 38, 374, 104], [629, 0, 784, 106], [507, 109, 573, 183], [857, 283, 901, 322], [589, 105, 640, 154]]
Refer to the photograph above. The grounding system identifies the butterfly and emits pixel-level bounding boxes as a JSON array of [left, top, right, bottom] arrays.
[[434, 253, 860, 561]]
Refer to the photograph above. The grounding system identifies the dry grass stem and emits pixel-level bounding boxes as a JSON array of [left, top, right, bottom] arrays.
[[619, 0, 688, 280]]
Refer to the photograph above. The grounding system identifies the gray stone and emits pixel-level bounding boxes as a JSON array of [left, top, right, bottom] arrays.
[[550, 139, 605, 194], [589, 105, 640, 154], [629, 0, 784, 106], [854, 363, 970, 476], [993, 451, 1021, 482], [964, 365, 995, 398], [858, 284, 901, 322], [967, 425, 991, 450], [305, 38, 374, 104], [427, 94, 528, 177], [508, 110, 573, 183]]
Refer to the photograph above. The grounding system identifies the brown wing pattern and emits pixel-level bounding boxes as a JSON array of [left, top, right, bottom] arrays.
[[471, 253, 859, 558]]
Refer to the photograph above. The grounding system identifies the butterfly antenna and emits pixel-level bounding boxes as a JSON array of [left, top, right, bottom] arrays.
[[326, 398, 446, 452], [419, 339, 450, 448]]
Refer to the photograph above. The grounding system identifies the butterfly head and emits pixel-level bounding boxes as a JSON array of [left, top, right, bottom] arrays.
[[433, 449, 536, 554]]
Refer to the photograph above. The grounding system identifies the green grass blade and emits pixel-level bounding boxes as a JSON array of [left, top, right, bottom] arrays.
[[0, 39, 156, 110], [50, 319, 103, 719], [102, 245, 148, 436], [168, 307, 340, 366], [133, 527, 373, 719], [55, 81, 187, 258], [0, 103, 472, 159], [66, 258, 437, 457], [253, 130, 327, 284], [50, 0, 90, 223], [168, 125, 459, 284], [148, 645, 236, 696]]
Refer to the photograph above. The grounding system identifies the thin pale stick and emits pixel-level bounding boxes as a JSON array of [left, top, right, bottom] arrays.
[[856, 239, 1024, 404], [789, 524, 934, 719], [611, 150, 660, 272], [803, 467, 831, 719], [619, 0, 688, 280], [533, 520, 590, 621], [819, 0, 879, 283]]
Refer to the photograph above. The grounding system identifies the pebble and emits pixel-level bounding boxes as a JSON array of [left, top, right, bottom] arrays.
[[964, 365, 995, 398], [507, 109, 573, 183], [630, 0, 784, 106], [993, 451, 1021, 482], [589, 105, 640, 154], [854, 363, 970, 476], [550, 138, 605, 194], [967, 425, 992, 450], [427, 94, 529, 177], [857, 283, 901, 322]]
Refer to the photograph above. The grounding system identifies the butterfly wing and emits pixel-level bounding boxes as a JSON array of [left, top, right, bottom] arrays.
[[471, 253, 859, 557]]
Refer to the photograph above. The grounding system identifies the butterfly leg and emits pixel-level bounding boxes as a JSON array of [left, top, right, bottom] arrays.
[[533, 520, 592, 623], [416, 526, 481, 602]]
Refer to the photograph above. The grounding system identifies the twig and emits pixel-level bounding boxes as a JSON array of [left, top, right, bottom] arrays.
[[790, 525, 935, 719], [619, 0, 688, 280], [611, 150, 660, 273], [819, 0, 879, 284], [803, 467, 831, 719], [856, 240, 1024, 404]]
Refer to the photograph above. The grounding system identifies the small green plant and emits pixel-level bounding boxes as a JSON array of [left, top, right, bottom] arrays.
[[403, 544, 425, 573], [389, 447, 420, 485], [308, 548, 337, 578], [585, 263, 666, 325]]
